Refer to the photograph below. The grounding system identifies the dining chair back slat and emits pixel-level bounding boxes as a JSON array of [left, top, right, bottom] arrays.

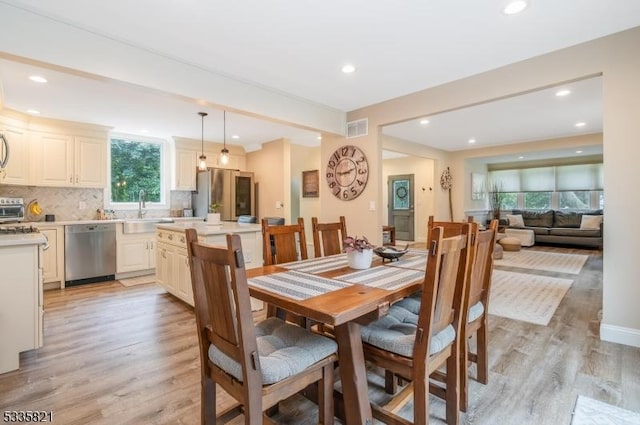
[[312, 216, 347, 257]]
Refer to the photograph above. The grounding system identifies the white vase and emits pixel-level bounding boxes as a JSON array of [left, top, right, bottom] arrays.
[[347, 249, 373, 269], [207, 213, 221, 224]]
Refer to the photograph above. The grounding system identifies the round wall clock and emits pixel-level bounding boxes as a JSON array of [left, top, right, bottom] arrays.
[[325, 145, 369, 200]]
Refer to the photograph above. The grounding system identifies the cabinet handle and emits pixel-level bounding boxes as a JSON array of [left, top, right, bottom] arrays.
[[69, 175, 73, 183], [184, 258, 189, 266], [149, 241, 153, 249], [168, 234, 173, 240], [161, 249, 166, 258], [180, 236, 185, 243], [76, 175, 79, 183]]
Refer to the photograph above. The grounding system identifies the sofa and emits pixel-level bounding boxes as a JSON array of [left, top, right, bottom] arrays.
[[506, 209, 603, 248]]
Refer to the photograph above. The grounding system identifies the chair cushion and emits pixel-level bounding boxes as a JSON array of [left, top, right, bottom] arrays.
[[360, 301, 456, 358], [208, 317, 337, 385], [468, 301, 485, 323]]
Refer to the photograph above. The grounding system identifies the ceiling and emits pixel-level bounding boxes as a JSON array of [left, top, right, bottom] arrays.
[[1, 0, 639, 152]]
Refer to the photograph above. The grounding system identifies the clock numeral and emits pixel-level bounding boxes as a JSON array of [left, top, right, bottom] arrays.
[[333, 151, 341, 162], [342, 190, 349, 199], [358, 168, 367, 174], [357, 179, 365, 186], [326, 172, 334, 179], [328, 159, 336, 169], [329, 181, 336, 189], [350, 187, 358, 195], [341, 146, 351, 157], [333, 187, 341, 196], [356, 156, 366, 165]]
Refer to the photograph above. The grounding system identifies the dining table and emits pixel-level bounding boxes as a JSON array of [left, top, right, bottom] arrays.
[[246, 248, 428, 425]]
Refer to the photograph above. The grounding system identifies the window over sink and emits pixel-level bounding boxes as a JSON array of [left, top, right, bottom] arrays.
[[106, 134, 170, 210]]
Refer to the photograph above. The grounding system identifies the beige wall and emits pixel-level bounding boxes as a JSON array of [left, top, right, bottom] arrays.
[[246, 138, 291, 222], [290, 145, 321, 254], [327, 27, 640, 347], [382, 155, 435, 242]]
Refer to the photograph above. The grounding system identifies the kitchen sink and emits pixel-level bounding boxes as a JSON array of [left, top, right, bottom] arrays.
[[122, 218, 174, 234]]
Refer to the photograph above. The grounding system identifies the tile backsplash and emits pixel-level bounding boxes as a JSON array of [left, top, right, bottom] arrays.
[[0, 185, 193, 221]]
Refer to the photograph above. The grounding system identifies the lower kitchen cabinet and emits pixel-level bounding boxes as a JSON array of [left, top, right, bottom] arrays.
[[155, 224, 263, 307], [39, 225, 65, 288], [115, 224, 156, 276]]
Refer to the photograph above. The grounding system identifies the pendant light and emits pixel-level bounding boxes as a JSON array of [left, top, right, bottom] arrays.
[[219, 110, 230, 165], [198, 112, 208, 171]]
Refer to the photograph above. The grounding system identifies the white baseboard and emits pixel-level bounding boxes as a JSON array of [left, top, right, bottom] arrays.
[[600, 323, 640, 348]]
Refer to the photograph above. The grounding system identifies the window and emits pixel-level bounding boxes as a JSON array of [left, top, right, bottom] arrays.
[[502, 193, 518, 210], [559, 191, 590, 209], [110, 137, 163, 204], [524, 192, 551, 209]]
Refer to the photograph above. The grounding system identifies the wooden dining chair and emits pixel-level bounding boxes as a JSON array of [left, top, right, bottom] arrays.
[[311, 216, 347, 257], [185, 229, 337, 425], [261, 217, 307, 266], [457, 219, 497, 411], [360, 224, 473, 425]]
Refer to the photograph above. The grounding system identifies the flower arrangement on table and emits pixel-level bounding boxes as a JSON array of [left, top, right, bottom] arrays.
[[343, 236, 374, 253], [209, 203, 221, 213]]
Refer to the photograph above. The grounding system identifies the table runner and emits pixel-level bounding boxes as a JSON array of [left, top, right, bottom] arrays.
[[280, 254, 349, 274], [248, 270, 351, 300], [335, 265, 425, 290]]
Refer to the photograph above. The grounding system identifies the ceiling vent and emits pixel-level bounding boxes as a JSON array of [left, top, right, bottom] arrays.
[[346, 118, 368, 138]]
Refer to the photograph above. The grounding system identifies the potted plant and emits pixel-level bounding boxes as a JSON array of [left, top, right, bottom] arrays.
[[488, 181, 505, 220], [343, 235, 375, 269], [207, 203, 221, 225]]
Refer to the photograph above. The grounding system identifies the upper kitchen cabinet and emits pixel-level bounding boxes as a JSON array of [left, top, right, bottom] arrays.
[[33, 133, 106, 188], [0, 126, 31, 185], [174, 148, 198, 191]]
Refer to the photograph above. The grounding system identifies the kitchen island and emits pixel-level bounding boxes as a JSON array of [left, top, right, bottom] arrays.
[[0, 233, 47, 374], [155, 222, 263, 307]]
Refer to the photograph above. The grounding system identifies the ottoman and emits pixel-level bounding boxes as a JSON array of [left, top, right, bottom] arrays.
[[499, 237, 521, 252], [505, 228, 535, 247]]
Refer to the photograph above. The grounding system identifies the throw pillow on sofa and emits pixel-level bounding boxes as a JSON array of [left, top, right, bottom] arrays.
[[506, 214, 525, 228], [580, 215, 603, 230]]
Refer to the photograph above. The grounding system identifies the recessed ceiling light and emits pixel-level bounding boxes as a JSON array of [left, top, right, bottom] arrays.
[[468, 138, 476, 144], [28, 75, 47, 83], [232, 135, 239, 139], [555, 89, 571, 97], [341, 64, 356, 74], [575, 122, 586, 128], [576, 150, 583, 154], [503, 0, 528, 15], [518, 156, 525, 159], [419, 119, 430, 125], [26, 109, 40, 114], [316, 136, 322, 140]]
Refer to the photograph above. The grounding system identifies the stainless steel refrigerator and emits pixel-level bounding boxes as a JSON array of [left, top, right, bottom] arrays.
[[192, 168, 255, 221]]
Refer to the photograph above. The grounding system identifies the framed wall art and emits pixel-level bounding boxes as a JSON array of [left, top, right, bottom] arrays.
[[302, 170, 319, 197]]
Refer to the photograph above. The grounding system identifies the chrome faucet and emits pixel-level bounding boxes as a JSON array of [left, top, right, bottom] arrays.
[[138, 189, 146, 218]]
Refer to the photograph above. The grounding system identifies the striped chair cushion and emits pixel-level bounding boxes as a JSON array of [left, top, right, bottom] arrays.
[[407, 292, 485, 323], [208, 317, 337, 385]]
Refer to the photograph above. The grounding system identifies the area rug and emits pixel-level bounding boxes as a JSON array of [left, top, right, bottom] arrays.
[[119, 274, 156, 287], [489, 269, 572, 326], [495, 250, 588, 274], [572, 395, 640, 425]]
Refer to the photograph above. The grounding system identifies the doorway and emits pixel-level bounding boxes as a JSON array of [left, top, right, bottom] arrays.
[[387, 174, 414, 241]]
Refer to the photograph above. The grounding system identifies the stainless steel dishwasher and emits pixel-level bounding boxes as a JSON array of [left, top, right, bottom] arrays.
[[65, 223, 116, 286]]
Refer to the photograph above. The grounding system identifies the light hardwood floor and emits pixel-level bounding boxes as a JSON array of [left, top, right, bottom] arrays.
[[1, 246, 638, 424]]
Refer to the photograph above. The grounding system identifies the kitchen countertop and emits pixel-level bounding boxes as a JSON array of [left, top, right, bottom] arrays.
[[0, 233, 47, 247], [156, 221, 261, 236], [24, 217, 205, 227]]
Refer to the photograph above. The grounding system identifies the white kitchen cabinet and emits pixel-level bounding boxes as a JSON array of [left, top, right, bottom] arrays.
[[155, 224, 262, 308], [33, 133, 105, 188], [117, 236, 156, 273], [0, 242, 44, 374], [39, 225, 65, 288], [0, 126, 31, 185], [175, 148, 198, 190]]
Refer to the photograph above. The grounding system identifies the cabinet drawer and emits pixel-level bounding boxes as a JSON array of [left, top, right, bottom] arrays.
[[156, 229, 188, 248]]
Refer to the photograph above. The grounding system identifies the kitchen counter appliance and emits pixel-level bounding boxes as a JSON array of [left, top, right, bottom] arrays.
[[64, 223, 116, 286], [193, 168, 255, 221], [0, 197, 25, 223]]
